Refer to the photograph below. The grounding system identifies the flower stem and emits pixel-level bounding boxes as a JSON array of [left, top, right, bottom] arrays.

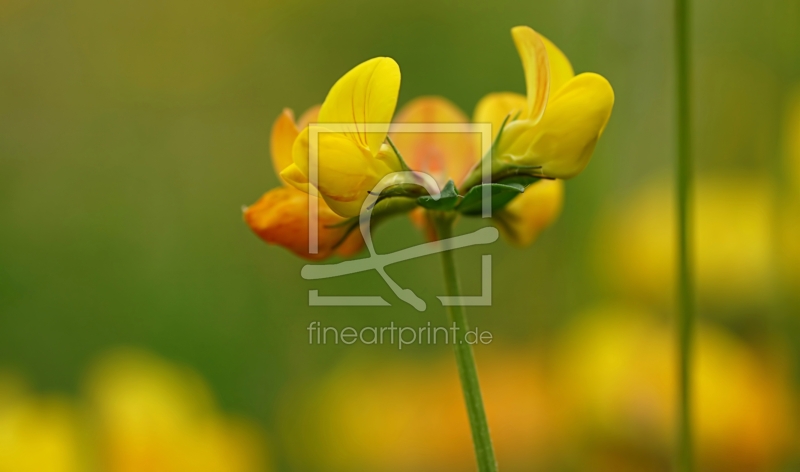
[[433, 214, 497, 472], [675, 0, 695, 469]]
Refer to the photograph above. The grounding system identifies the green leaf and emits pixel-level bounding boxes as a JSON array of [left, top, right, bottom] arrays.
[[416, 180, 460, 211], [495, 174, 541, 188], [456, 182, 526, 215]]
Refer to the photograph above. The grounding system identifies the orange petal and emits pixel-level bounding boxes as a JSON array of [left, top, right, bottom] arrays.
[[472, 92, 528, 141], [243, 187, 362, 260], [511, 26, 550, 124], [391, 96, 481, 186], [297, 105, 321, 129], [270, 109, 299, 180]]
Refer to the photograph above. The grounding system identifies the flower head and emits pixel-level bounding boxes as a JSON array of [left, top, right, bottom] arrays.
[[475, 26, 614, 179], [281, 57, 404, 217], [243, 108, 363, 260]]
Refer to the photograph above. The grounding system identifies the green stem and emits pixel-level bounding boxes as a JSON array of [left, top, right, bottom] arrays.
[[675, 0, 695, 470], [433, 214, 497, 472]]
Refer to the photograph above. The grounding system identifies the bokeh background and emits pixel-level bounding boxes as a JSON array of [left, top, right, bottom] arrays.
[[1, 0, 799, 470]]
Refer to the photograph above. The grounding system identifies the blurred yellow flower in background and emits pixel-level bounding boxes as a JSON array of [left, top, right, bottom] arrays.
[[86, 349, 268, 472], [391, 96, 481, 187], [278, 352, 559, 472], [553, 306, 796, 472], [596, 175, 777, 312], [474, 26, 614, 179], [0, 351, 270, 472], [0, 373, 83, 472]]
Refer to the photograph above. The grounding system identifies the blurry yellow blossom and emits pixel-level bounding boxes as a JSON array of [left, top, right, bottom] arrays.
[[85, 349, 268, 472], [474, 26, 614, 179], [279, 352, 558, 472], [596, 175, 777, 311], [494, 179, 564, 247], [391, 96, 481, 187], [0, 351, 271, 472], [0, 373, 84, 472], [553, 306, 795, 472], [282, 57, 404, 217], [244, 108, 363, 260]]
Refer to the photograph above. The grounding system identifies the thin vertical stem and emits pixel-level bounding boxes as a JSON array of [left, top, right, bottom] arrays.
[[675, 0, 695, 470], [433, 214, 497, 472]]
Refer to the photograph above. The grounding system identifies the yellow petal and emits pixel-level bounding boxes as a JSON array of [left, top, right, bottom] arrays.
[[270, 109, 299, 179], [511, 26, 550, 124], [297, 105, 321, 129], [500, 73, 614, 179], [292, 126, 393, 216], [280, 163, 310, 193], [318, 57, 401, 155], [495, 179, 563, 247], [473, 92, 528, 141], [244, 187, 363, 260], [391, 96, 481, 185], [539, 34, 575, 95]]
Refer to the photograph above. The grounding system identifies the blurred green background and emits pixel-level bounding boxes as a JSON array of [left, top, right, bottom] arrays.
[[1, 0, 799, 470]]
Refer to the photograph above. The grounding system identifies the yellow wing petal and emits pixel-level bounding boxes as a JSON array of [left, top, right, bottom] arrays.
[[280, 163, 310, 193], [495, 179, 564, 247], [391, 96, 481, 185], [318, 57, 401, 155], [539, 34, 575, 95], [270, 109, 299, 180], [292, 126, 381, 203], [501, 73, 614, 179], [473, 92, 527, 141], [511, 26, 550, 124]]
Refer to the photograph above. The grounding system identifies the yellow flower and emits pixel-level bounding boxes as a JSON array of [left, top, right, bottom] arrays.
[[85, 349, 269, 472], [281, 57, 404, 217], [244, 108, 363, 260], [553, 306, 795, 471], [494, 179, 564, 247], [279, 352, 558, 472], [474, 26, 614, 179], [595, 175, 776, 312], [0, 373, 84, 472], [390, 96, 563, 246]]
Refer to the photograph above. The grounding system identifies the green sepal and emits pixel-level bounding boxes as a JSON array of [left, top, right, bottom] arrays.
[[329, 197, 417, 250], [416, 180, 460, 211], [456, 175, 541, 216]]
